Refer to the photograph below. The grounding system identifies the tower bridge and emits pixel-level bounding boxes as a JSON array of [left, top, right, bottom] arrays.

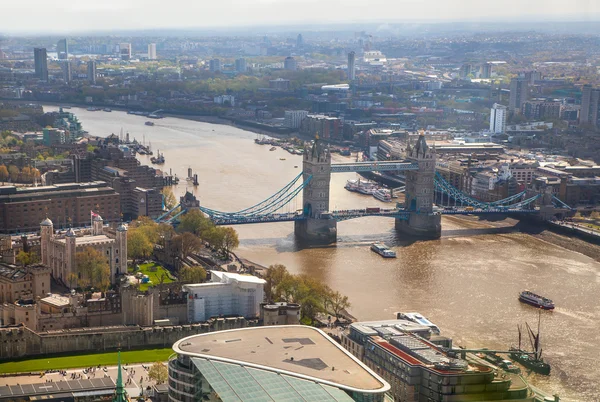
[[157, 136, 573, 244]]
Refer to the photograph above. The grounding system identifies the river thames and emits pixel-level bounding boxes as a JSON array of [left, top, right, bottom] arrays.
[[46, 106, 600, 400]]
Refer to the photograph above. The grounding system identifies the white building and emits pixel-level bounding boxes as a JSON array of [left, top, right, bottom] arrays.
[[213, 94, 235, 107], [148, 43, 157, 60], [284, 110, 308, 129], [183, 271, 266, 323], [489, 103, 507, 134]]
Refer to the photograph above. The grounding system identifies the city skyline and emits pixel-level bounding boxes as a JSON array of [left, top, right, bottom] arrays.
[[2, 0, 600, 34]]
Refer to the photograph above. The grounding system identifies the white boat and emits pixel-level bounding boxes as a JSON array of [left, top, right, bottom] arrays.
[[345, 179, 377, 195], [373, 188, 392, 202], [370, 242, 396, 258], [396, 312, 441, 334]]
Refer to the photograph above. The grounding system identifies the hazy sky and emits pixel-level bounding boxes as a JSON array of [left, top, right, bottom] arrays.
[[3, 0, 600, 34]]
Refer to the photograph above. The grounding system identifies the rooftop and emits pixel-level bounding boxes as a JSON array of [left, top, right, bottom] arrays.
[[55, 234, 114, 245], [41, 294, 70, 308], [173, 325, 389, 393]]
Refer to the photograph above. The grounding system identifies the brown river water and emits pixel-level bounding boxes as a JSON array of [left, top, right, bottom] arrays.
[[45, 106, 600, 401]]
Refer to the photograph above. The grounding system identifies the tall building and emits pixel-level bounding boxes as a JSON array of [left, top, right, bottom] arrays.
[[87, 60, 97, 84], [580, 84, 600, 127], [33, 48, 48, 81], [62, 61, 72, 83], [235, 57, 247, 73], [459, 63, 473, 79], [147, 43, 157, 60], [284, 56, 297, 71], [169, 326, 390, 402], [209, 58, 221, 72], [119, 43, 131, 61], [509, 78, 529, 113], [284, 110, 309, 129], [489, 103, 507, 133], [348, 51, 356, 81], [480, 62, 493, 79], [296, 33, 303, 48], [57, 39, 68, 60]]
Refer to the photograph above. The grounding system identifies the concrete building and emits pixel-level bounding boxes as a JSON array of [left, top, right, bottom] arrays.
[[509, 78, 529, 113], [183, 271, 266, 323], [348, 51, 356, 80], [209, 58, 221, 72], [40, 216, 127, 285], [284, 110, 309, 129], [259, 302, 300, 325], [119, 43, 131, 61], [62, 61, 72, 83], [480, 62, 493, 79], [0, 182, 121, 233], [234, 57, 247, 73], [213, 94, 235, 107], [296, 33, 303, 48], [87, 60, 96, 84], [169, 326, 390, 402], [33, 48, 48, 81], [148, 43, 157, 60], [300, 114, 343, 140], [580, 84, 600, 127], [342, 319, 535, 402], [131, 187, 163, 219], [459, 63, 473, 79], [269, 78, 290, 90], [489, 103, 507, 133], [56, 39, 68, 60], [284, 56, 297, 71]]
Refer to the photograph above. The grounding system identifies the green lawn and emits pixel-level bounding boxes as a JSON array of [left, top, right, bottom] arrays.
[[130, 262, 176, 291], [0, 348, 174, 374]]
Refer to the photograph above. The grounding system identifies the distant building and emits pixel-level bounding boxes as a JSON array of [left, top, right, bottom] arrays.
[[214, 94, 235, 107], [62, 61, 72, 83], [480, 62, 493, 79], [348, 51, 356, 80], [489, 103, 507, 133], [119, 43, 131, 61], [209, 58, 221, 72], [522, 101, 562, 120], [40, 216, 127, 285], [169, 326, 390, 402], [524, 70, 542, 84], [284, 56, 297, 71], [284, 110, 309, 129], [580, 84, 600, 127], [56, 39, 68, 60], [33, 48, 48, 81], [300, 114, 343, 140], [269, 78, 290, 90], [87, 60, 97, 84], [296, 33, 303, 48], [183, 271, 266, 323], [509, 78, 529, 113], [42, 127, 66, 146], [260, 302, 300, 326], [147, 43, 157, 60], [0, 263, 50, 306], [459, 63, 473, 79], [235, 57, 247, 73]]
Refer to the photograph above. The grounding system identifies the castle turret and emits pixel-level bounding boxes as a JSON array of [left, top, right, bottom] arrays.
[[92, 214, 103, 236], [40, 218, 53, 267], [115, 223, 127, 278], [64, 227, 77, 282]]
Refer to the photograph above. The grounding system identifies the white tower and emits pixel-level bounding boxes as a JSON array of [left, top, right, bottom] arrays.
[[64, 228, 77, 282], [115, 223, 128, 278], [40, 218, 53, 266], [92, 214, 103, 236]]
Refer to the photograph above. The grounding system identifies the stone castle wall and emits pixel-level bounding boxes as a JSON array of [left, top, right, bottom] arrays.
[[0, 317, 256, 362]]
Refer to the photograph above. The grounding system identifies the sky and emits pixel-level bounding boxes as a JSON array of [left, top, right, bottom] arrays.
[[2, 0, 600, 34]]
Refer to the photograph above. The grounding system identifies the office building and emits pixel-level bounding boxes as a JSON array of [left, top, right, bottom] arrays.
[[119, 43, 131, 61], [169, 326, 390, 402], [33, 48, 48, 81], [234, 57, 247, 73], [524, 70, 542, 84], [182, 271, 266, 323], [284, 56, 297, 71], [580, 84, 600, 127], [348, 51, 356, 80], [480, 62, 493, 79], [489, 103, 507, 133], [0, 181, 121, 233], [509, 78, 529, 113], [459, 63, 473, 79], [62, 61, 72, 83], [269, 78, 290, 90], [87, 60, 97, 84], [148, 43, 157, 60], [57, 39, 68, 60], [522, 101, 562, 120], [300, 114, 343, 140], [296, 33, 303, 48], [209, 58, 221, 72], [284, 110, 309, 129], [342, 319, 536, 402]]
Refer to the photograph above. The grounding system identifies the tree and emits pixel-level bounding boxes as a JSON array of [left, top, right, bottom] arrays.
[[161, 187, 177, 210], [325, 290, 351, 319], [264, 264, 291, 302], [221, 227, 239, 254], [16, 250, 33, 266], [75, 247, 111, 290], [8, 165, 19, 182], [127, 228, 154, 265], [148, 362, 168, 384], [176, 232, 203, 260], [178, 265, 207, 284], [177, 210, 213, 237], [0, 165, 8, 183], [66, 272, 79, 290], [205, 227, 224, 253]]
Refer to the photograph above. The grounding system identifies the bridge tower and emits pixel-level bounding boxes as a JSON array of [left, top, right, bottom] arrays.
[[294, 137, 337, 243], [396, 133, 441, 239]]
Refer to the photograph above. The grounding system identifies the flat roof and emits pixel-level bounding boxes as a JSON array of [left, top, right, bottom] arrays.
[[41, 294, 70, 307], [55, 235, 114, 245], [173, 325, 389, 394], [0, 377, 115, 399], [209, 270, 267, 285]]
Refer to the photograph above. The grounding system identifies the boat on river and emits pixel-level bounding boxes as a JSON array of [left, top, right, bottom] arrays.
[[373, 188, 392, 202], [150, 150, 165, 165], [519, 290, 555, 310], [370, 243, 396, 258], [145, 121, 155, 126], [509, 316, 551, 375], [345, 179, 377, 195]]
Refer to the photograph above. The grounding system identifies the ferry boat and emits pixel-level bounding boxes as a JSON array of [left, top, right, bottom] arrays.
[[373, 188, 392, 202], [370, 242, 396, 258], [519, 290, 555, 309], [345, 179, 377, 195], [86, 107, 101, 111], [145, 121, 155, 126], [269, 147, 276, 151], [396, 312, 441, 335], [103, 108, 112, 112]]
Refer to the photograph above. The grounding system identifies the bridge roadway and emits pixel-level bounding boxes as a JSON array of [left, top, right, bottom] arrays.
[[331, 161, 419, 173]]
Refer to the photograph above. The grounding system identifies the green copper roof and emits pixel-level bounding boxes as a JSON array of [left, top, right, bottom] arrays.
[[113, 351, 128, 402]]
